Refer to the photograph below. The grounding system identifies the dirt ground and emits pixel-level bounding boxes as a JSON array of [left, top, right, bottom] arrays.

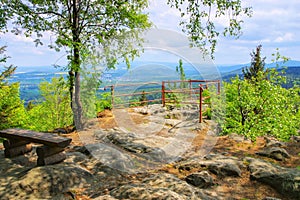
[[64, 109, 299, 200], [1, 109, 298, 200]]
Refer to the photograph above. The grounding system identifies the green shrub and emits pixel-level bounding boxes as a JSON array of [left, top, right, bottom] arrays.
[[203, 107, 212, 119], [25, 77, 73, 131], [96, 92, 112, 112], [0, 83, 27, 130], [222, 72, 300, 141]]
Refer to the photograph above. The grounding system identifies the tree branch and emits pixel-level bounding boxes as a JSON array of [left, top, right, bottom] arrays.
[[34, 10, 66, 19]]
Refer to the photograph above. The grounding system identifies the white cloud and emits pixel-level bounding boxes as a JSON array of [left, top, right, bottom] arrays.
[[1, 0, 300, 66], [274, 33, 294, 43], [214, 0, 300, 64], [2, 33, 34, 43]]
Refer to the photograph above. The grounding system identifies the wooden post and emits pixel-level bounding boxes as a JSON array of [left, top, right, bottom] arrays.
[[162, 81, 165, 107], [37, 145, 66, 166], [217, 80, 221, 95], [3, 139, 32, 158], [36, 146, 65, 158], [3, 139, 30, 148], [199, 85, 203, 123], [37, 152, 66, 166]]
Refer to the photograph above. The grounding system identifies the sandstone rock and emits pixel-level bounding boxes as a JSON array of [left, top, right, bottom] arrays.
[[0, 163, 94, 200], [65, 152, 88, 163], [229, 133, 246, 142], [207, 161, 241, 177], [111, 184, 183, 200], [246, 157, 300, 199], [263, 197, 282, 200], [164, 119, 182, 127], [264, 137, 286, 147], [148, 104, 166, 115], [256, 147, 290, 161], [165, 112, 182, 120], [185, 171, 214, 188], [85, 143, 136, 173], [291, 135, 300, 143], [105, 133, 169, 163], [71, 145, 91, 156], [93, 195, 118, 200], [181, 110, 199, 120], [179, 154, 243, 177], [110, 173, 214, 200], [133, 107, 149, 115]]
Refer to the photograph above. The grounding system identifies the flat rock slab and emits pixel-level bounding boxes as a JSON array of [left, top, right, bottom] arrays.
[[0, 163, 94, 200], [246, 157, 300, 199], [256, 147, 291, 161], [110, 173, 215, 200], [178, 153, 243, 177], [185, 171, 214, 188]]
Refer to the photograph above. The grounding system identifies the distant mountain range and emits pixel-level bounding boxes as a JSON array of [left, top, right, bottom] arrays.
[[217, 60, 300, 74], [7, 60, 300, 103], [218, 60, 300, 85]]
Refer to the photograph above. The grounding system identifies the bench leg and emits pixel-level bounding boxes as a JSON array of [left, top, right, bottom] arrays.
[[36, 145, 66, 166], [3, 139, 32, 158]]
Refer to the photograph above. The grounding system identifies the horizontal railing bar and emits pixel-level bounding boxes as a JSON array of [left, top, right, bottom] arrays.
[[114, 91, 162, 97]]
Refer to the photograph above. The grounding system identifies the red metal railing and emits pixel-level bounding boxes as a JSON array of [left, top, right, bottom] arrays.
[[162, 80, 220, 122], [103, 79, 220, 123]]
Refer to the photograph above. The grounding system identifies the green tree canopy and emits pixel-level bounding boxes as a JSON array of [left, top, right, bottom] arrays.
[[2, 0, 151, 129], [221, 48, 299, 141], [0, 46, 24, 130], [167, 0, 252, 56], [0, 47, 16, 86], [1, 0, 253, 130]]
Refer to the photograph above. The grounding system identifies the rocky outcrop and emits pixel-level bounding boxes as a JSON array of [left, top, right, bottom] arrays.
[[0, 162, 94, 200], [185, 171, 214, 188], [256, 147, 291, 161], [178, 154, 243, 177], [0, 105, 298, 199], [246, 157, 300, 199], [110, 173, 214, 200]]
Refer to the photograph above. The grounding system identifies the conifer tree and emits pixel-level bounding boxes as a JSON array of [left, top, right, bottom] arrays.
[[242, 45, 266, 81]]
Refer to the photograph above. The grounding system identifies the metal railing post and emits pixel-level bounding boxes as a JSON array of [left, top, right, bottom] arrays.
[[189, 79, 192, 101], [199, 85, 203, 123]]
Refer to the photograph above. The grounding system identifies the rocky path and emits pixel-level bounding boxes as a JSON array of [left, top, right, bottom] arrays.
[[0, 105, 299, 199]]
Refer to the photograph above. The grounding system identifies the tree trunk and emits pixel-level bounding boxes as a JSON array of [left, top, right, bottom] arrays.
[[69, 70, 74, 125], [73, 70, 84, 130], [72, 0, 84, 130]]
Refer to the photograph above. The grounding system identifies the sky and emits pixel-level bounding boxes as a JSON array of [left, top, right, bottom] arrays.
[[0, 0, 299, 67]]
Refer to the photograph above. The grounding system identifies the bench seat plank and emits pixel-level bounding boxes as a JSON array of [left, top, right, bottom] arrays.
[[0, 128, 72, 148]]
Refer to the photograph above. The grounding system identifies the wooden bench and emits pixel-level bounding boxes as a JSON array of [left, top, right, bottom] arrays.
[[0, 128, 72, 166]]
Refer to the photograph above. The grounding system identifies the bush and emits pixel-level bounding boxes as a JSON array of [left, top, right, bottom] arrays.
[[95, 92, 112, 112], [25, 77, 73, 131], [222, 72, 300, 141], [0, 82, 27, 130]]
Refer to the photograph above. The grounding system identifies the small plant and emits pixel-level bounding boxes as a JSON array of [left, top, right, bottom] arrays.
[[243, 160, 250, 166], [139, 90, 148, 106], [203, 108, 212, 119], [95, 92, 112, 112]]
